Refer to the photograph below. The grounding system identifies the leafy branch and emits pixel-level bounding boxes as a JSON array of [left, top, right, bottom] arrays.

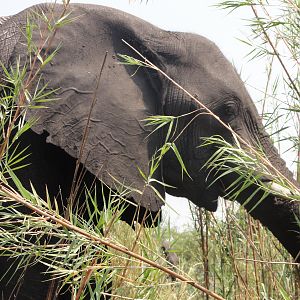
[[0, 182, 226, 300]]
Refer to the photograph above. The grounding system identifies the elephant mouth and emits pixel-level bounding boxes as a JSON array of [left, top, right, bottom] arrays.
[[199, 196, 219, 212], [191, 178, 224, 212]]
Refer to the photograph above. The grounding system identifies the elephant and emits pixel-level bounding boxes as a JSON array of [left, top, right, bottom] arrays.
[[161, 241, 179, 281], [0, 2, 299, 299]]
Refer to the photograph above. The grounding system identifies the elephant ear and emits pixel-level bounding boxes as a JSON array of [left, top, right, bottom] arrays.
[[0, 15, 20, 84], [0, 16, 10, 25], [15, 6, 165, 213]]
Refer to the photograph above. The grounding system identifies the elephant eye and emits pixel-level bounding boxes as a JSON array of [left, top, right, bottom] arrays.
[[222, 102, 238, 122], [225, 104, 236, 115]]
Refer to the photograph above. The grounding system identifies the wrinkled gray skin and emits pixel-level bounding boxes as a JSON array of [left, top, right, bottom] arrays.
[[0, 3, 299, 299]]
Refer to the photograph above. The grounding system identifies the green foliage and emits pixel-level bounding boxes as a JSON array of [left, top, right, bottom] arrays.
[[168, 205, 298, 299], [0, 5, 212, 299], [202, 135, 300, 208], [0, 1, 299, 299]]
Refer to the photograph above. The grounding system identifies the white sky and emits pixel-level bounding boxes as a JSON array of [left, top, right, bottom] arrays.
[[2, 0, 267, 229]]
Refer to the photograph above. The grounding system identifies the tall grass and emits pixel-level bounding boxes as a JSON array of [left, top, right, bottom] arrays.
[[0, 1, 299, 299], [0, 2, 223, 299], [188, 1, 300, 299], [183, 205, 299, 300]]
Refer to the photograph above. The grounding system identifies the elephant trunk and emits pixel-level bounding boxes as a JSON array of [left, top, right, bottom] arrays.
[[239, 192, 299, 261], [258, 125, 296, 182], [233, 125, 300, 261]]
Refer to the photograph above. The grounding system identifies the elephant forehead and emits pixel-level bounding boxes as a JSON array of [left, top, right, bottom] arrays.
[[173, 33, 250, 102]]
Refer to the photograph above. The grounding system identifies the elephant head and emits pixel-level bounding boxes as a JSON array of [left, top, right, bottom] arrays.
[[0, 1, 299, 272]]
